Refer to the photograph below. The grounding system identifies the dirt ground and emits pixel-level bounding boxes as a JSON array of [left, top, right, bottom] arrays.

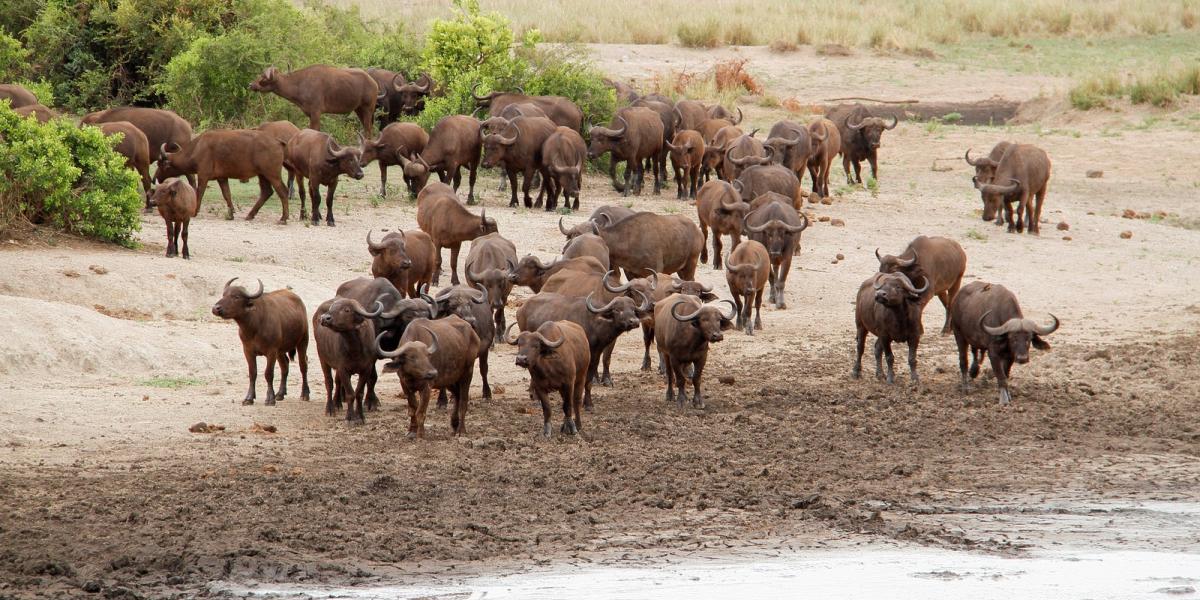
[[2, 45, 1200, 598]]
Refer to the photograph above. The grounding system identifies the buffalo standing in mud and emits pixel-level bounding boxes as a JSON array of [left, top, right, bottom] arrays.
[[506, 321, 591, 437], [852, 272, 928, 385], [876, 235, 967, 334], [655, 295, 735, 409]]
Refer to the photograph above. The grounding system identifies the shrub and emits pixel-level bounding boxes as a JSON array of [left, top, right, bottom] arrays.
[[768, 38, 799, 53], [0, 103, 141, 244], [724, 22, 756, 46], [0, 29, 28, 80], [519, 44, 616, 128], [676, 19, 722, 48], [0, 0, 42, 37]]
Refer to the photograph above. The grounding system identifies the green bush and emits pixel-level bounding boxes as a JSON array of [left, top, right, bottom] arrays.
[[0, 29, 28, 80], [519, 44, 615, 128], [0, 103, 141, 244], [0, 0, 42, 37]]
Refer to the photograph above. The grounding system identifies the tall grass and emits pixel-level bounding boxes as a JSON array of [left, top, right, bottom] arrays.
[[1071, 63, 1200, 109], [328, 0, 1200, 49]]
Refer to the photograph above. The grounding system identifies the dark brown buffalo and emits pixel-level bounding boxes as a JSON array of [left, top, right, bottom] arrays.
[[472, 85, 584, 131], [672, 99, 709, 132], [157, 129, 290, 222], [81, 107, 193, 160], [632, 98, 675, 182], [495, 102, 549, 121], [852, 272, 928, 385], [639, 278, 718, 372], [558, 205, 637, 240], [377, 316, 480, 437], [560, 230, 610, 268], [697, 118, 734, 146], [963, 142, 1013, 194], [367, 68, 402, 128], [971, 143, 1052, 234], [702, 125, 744, 182], [733, 164, 802, 211], [368, 229, 437, 298], [588, 107, 664, 196], [415, 114, 482, 203], [507, 255, 606, 293], [707, 105, 743, 124], [360, 122, 429, 197], [481, 115, 557, 208], [98, 121, 153, 203], [765, 120, 821, 188], [250, 65, 378, 135], [806, 118, 841, 199], [212, 278, 310, 405], [148, 177, 196, 259], [257, 120, 302, 196], [725, 240, 770, 335], [506, 320, 591, 437], [465, 232, 518, 342], [654, 294, 735, 408], [285, 129, 365, 226], [666, 129, 705, 199], [416, 182, 498, 285], [826, 103, 897, 184], [744, 198, 808, 309], [605, 78, 640, 104], [594, 212, 702, 280], [696, 180, 750, 269], [722, 134, 772, 180], [390, 72, 434, 117], [428, 284, 496, 401], [950, 281, 1059, 405], [543, 126, 587, 211], [876, 235, 967, 334], [313, 297, 383, 422], [0, 83, 38, 108], [15, 103, 55, 123], [516, 290, 650, 409]]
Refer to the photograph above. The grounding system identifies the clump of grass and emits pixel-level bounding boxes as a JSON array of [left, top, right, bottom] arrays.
[[714, 58, 763, 94], [141, 376, 203, 389], [942, 112, 964, 124], [866, 176, 879, 197], [769, 38, 799, 53], [724, 22, 756, 46], [677, 19, 722, 48], [1071, 63, 1200, 110], [1069, 73, 1124, 109], [629, 24, 667, 45], [964, 228, 987, 241], [795, 26, 811, 46]]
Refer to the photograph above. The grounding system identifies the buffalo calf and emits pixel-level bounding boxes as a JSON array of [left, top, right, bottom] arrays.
[[725, 240, 770, 335], [149, 178, 197, 259]]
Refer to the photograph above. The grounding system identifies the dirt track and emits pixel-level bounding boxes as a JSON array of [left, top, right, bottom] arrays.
[[2, 47, 1200, 598]]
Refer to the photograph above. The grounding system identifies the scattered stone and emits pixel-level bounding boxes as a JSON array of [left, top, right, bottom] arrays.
[[818, 216, 831, 222], [88, 265, 108, 275], [830, 219, 846, 227], [1122, 209, 1137, 219], [791, 493, 822, 509], [717, 375, 736, 385], [250, 422, 277, 434], [82, 580, 102, 593], [1056, 221, 1069, 231], [831, 258, 839, 264], [188, 422, 225, 433], [1062, 236, 1072, 241], [820, 197, 833, 205], [836, 253, 845, 260], [1120, 230, 1133, 239], [890, 464, 919, 477], [63, 269, 80, 278], [1086, 170, 1104, 178]]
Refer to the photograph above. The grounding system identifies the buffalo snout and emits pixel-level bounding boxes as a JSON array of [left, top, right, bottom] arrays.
[[709, 331, 724, 342], [423, 369, 438, 381], [515, 354, 530, 368], [211, 304, 223, 317]]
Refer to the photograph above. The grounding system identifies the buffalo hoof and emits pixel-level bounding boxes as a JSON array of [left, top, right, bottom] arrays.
[[676, 391, 688, 408], [998, 388, 1012, 405], [745, 325, 754, 336], [225, 211, 235, 221], [664, 389, 674, 402], [641, 357, 652, 371], [300, 388, 310, 402], [467, 194, 477, 205], [561, 420, 578, 435], [325, 407, 337, 417], [886, 373, 896, 385], [276, 218, 287, 225], [850, 367, 862, 380], [326, 219, 335, 227], [273, 392, 285, 403], [182, 252, 191, 260], [242, 398, 254, 406], [959, 380, 971, 393], [543, 423, 553, 438], [310, 218, 320, 226], [692, 394, 705, 409], [600, 374, 614, 387], [754, 319, 762, 331]]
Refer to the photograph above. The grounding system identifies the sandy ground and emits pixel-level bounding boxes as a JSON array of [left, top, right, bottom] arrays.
[[2, 45, 1200, 598]]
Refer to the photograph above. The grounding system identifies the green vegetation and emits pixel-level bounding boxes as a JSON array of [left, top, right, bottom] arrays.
[[0, 103, 142, 244], [140, 376, 203, 389], [1071, 63, 1200, 109]]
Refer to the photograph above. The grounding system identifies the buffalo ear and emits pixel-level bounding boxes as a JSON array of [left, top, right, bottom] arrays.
[[700, 292, 719, 302], [720, 318, 734, 331], [1032, 335, 1051, 351]]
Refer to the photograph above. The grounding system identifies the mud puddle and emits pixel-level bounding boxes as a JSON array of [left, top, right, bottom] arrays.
[[217, 500, 1200, 600]]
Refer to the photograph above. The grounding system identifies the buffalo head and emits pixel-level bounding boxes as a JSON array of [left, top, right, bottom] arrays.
[[744, 212, 808, 258], [586, 116, 629, 160], [375, 328, 439, 380], [670, 299, 736, 342], [368, 229, 411, 278], [585, 291, 649, 331], [392, 73, 432, 115], [508, 254, 558, 286], [981, 311, 1059, 365], [319, 298, 383, 332], [467, 257, 515, 310], [505, 322, 566, 369], [480, 120, 520, 169], [248, 66, 282, 93], [871, 272, 927, 308], [212, 277, 264, 319], [433, 284, 487, 326], [670, 277, 718, 302], [847, 113, 898, 150], [326, 136, 365, 180]]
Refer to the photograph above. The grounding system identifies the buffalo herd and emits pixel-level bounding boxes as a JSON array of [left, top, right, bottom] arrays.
[[3, 63, 1064, 436]]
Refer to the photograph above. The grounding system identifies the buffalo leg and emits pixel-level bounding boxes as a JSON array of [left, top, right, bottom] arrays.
[[907, 338, 920, 385], [954, 332, 971, 392], [308, 179, 322, 225], [672, 360, 689, 407], [731, 292, 745, 332], [507, 169, 520, 207], [494, 309, 506, 345], [1023, 191, 1037, 235], [938, 290, 955, 335], [1033, 187, 1047, 235], [609, 159, 620, 192], [295, 174, 308, 219], [322, 361, 336, 416], [753, 288, 764, 331], [621, 161, 633, 197], [352, 373, 368, 422], [851, 159, 863, 186], [242, 349, 257, 405], [378, 162, 389, 198], [323, 180, 337, 226], [559, 383, 578, 435], [767, 266, 778, 307], [842, 155, 854, 184], [990, 353, 1012, 405], [448, 243, 462, 285], [365, 367, 380, 411], [357, 105, 373, 138], [674, 164, 685, 199], [432, 245, 443, 286], [452, 165, 462, 191], [215, 178, 236, 221], [276, 352, 289, 402], [437, 388, 448, 409], [691, 355, 707, 408], [194, 177, 209, 217], [852, 326, 867, 379], [713, 234, 724, 270], [180, 220, 190, 259], [286, 167, 296, 199], [572, 378, 585, 431], [263, 355, 278, 406], [584, 353, 601, 411], [882, 340, 896, 384], [970, 348, 984, 379], [534, 388, 552, 438], [699, 222, 710, 265], [479, 348, 491, 400], [414, 385, 431, 437], [297, 338, 310, 401], [641, 323, 654, 371], [307, 112, 322, 132], [466, 156, 479, 205], [872, 337, 885, 381], [522, 167, 535, 208], [451, 376, 472, 435], [867, 152, 878, 182], [402, 385, 418, 436], [742, 293, 754, 336], [164, 221, 176, 257], [662, 354, 676, 402], [599, 341, 615, 387]]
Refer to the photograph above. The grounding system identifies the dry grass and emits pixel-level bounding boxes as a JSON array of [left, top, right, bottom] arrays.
[[336, 0, 1200, 49], [1071, 62, 1200, 109]]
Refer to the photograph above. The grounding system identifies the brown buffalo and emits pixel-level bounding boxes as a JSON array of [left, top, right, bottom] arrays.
[[733, 164, 803, 211], [655, 295, 735, 408], [367, 68, 402, 128], [971, 143, 1051, 234], [507, 255, 606, 293], [702, 125, 745, 182], [392, 72, 435, 116], [428, 283, 496, 401], [212, 278, 310, 405], [588, 107, 664, 196], [963, 142, 1013, 195], [494, 102, 550, 121], [632, 98, 676, 182], [257, 120, 302, 196], [148, 177, 196, 259], [465, 232, 518, 342], [697, 118, 734, 146], [806, 118, 841, 199], [672, 99, 709, 132], [744, 198, 808, 309], [543, 126, 588, 211], [285, 129, 365, 226], [14, 103, 55, 123], [696, 180, 751, 269], [97, 121, 153, 204], [481, 116, 557, 208], [666, 129, 705, 199], [368, 229, 437, 298], [876, 235, 967, 334], [472, 85, 584, 131], [605, 78, 640, 104], [765, 120, 821, 189], [377, 316, 480, 437], [0, 83, 38, 108], [506, 320, 591, 436], [950, 281, 1059, 405], [593, 211, 703, 280], [81, 107, 193, 160], [722, 133, 772, 180], [416, 182, 498, 285], [360, 122, 429, 197], [558, 205, 637, 240], [707, 105, 743, 124], [725, 240, 770, 335], [852, 272, 928, 385], [314, 297, 383, 422], [416, 114, 482, 203], [639, 277, 718, 373], [827, 103, 897, 184], [560, 230, 610, 268], [250, 65, 379, 135], [157, 129, 290, 222]]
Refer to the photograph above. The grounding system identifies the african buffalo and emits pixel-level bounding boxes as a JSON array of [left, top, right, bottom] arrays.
[[250, 65, 379, 135], [481, 115, 557, 208], [696, 180, 751, 269], [744, 198, 808, 309], [672, 99, 709, 132], [314, 297, 382, 422], [14, 103, 55, 123], [558, 205, 637, 240], [971, 143, 1051, 234], [368, 229, 437, 298], [212, 278, 310, 405], [876, 236, 967, 334], [666, 129, 705, 199], [561, 231, 610, 268], [465, 232, 518, 343], [588, 107, 664, 196], [377, 316, 480, 437], [723, 134, 772, 180], [429, 284, 496, 402], [826, 103, 897, 184], [97, 121, 153, 204], [806, 118, 841, 199], [416, 115, 482, 203], [0, 83, 38, 108], [639, 278, 718, 373], [285, 129, 365, 226], [593, 211, 703, 279], [506, 320, 591, 437], [416, 182, 498, 285], [725, 240, 770, 335], [472, 85, 584, 131], [733, 164, 803, 211], [543, 126, 587, 211], [852, 272, 928, 385], [360, 122, 429, 197], [765, 120, 821, 190], [148, 177, 196, 259], [655, 295, 735, 408], [508, 255, 607, 293], [157, 129, 290, 222]]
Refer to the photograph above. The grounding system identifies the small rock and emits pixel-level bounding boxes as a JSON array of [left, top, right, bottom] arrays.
[[1062, 236, 1072, 241], [250, 422, 277, 434], [717, 375, 735, 385], [188, 422, 224, 433], [818, 216, 831, 222], [820, 197, 833, 205], [1056, 221, 1069, 231], [1120, 230, 1133, 239], [63, 269, 80, 278], [830, 219, 845, 227], [88, 265, 108, 275], [1121, 209, 1137, 219], [831, 258, 839, 264], [836, 253, 845, 260], [791, 494, 822, 509], [1086, 170, 1104, 178], [82, 580, 102, 593]]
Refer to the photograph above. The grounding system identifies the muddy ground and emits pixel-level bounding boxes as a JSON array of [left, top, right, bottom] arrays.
[[2, 45, 1199, 598]]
